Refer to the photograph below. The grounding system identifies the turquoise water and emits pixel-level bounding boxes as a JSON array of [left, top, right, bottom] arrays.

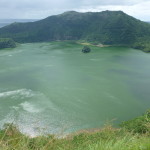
[[0, 42, 150, 136]]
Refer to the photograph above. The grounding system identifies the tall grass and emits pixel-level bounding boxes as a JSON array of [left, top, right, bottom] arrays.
[[0, 110, 150, 150], [0, 124, 149, 150]]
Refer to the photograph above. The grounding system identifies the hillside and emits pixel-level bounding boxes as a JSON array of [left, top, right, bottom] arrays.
[[0, 11, 150, 51]]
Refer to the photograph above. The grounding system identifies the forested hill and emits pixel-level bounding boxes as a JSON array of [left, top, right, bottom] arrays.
[[0, 10, 150, 51]]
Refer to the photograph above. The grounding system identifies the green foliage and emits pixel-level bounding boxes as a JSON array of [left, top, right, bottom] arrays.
[[0, 11, 150, 52], [132, 40, 150, 52], [120, 110, 150, 134], [82, 46, 91, 53], [88, 136, 150, 150], [0, 38, 16, 49]]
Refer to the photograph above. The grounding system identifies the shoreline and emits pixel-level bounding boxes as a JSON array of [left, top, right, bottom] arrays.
[[0, 110, 149, 149], [1, 109, 149, 138], [77, 41, 110, 47]]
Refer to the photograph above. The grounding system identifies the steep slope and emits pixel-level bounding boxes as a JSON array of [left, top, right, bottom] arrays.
[[0, 10, 150, 51]]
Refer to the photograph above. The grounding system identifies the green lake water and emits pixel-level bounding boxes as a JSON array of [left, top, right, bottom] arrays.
[[0, 41, 150, 136]]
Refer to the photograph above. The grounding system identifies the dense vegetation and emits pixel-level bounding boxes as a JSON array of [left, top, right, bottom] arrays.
[[0, 38, 16, 49], [0, 110, 149, 150], [82, 46, 91, 53], [0, 11, 150, 51]]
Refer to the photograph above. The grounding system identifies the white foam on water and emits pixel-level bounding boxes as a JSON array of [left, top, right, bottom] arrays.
[[0, 111, 15, 129], [90, 58, 102, 61], [0, 89, 63, 136], [11, 106, 19, 110], [20, 101, 41, 113], [0, 89, 34, 98], [20, 126, 40, 137]]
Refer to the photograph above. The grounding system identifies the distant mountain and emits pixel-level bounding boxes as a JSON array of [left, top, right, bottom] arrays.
[[0, 19, 38, 28], [0, 23, 9, 28], [0, 11, 150, 52]]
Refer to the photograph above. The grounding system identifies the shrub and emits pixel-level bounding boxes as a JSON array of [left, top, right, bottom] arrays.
[[120, 110, 150, 134]]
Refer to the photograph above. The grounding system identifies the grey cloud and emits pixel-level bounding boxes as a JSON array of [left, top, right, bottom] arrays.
[[0, 0, 148, 9], [0, 0, 150, 20]]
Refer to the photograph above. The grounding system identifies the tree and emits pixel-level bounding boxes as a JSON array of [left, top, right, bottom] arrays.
[[82, 46, 91, 53]]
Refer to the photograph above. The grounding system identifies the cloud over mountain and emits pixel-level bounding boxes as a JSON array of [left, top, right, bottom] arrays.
[[0, 0, 150, 20]]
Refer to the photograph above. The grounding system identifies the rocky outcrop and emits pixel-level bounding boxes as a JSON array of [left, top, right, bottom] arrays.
[[82, 46, 91, 53]]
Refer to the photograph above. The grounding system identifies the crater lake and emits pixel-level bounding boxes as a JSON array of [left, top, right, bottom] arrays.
[[0, 41, 150, 136]]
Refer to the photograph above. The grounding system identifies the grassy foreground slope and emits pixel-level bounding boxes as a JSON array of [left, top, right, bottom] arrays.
[[0, 110, 150, 150], [0, 11, 150, 52]]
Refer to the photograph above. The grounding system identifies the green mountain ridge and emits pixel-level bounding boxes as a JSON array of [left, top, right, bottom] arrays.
[[0, 10, 150, 51]]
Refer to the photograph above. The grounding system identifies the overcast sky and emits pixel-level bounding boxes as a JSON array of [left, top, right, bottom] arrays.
[[0, 0, 150, 21]]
